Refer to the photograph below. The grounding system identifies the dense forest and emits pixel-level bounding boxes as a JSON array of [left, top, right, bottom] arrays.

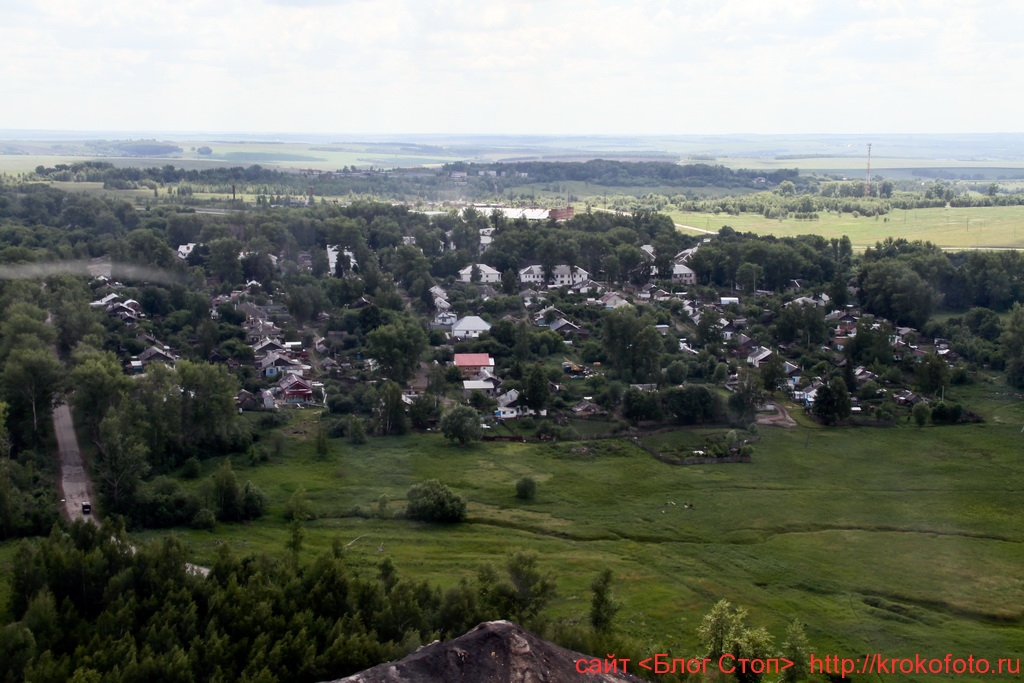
[[1, 520, 594, 682]]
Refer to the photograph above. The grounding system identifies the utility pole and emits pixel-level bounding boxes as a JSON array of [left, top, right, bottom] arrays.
[[865, 143, 872, 197]]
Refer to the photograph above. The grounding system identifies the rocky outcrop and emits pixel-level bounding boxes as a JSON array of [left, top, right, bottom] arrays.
[[327, 621, 643, 683]]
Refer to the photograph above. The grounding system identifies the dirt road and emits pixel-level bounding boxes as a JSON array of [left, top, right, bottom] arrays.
[[53, 402, 97, 525], [756, 400, 798, 428], [52, 400, 210, 576]]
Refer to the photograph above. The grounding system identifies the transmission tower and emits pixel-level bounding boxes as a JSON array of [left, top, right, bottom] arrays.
[[865, 143, 872, 197]]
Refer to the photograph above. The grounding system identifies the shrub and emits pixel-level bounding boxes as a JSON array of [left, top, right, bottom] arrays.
[[405, 480, 466, 523], [258, 411, 290, 429], [515, 476, 537, 500], [930, 400, 963, 425], [346, 415, 367, 445], [241, 481, 268, 520], [912, 401, 930, 427], [191, 508, 216, 530], [325, 417, 348, 439], [182, 456, 201, 479], [285, 487, 311, 522]]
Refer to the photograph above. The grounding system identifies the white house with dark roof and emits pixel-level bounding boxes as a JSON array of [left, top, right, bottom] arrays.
[[451, 315, 491, 339]]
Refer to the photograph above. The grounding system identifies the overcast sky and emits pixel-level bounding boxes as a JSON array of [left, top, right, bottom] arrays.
[[2, 0, 1021, 136]]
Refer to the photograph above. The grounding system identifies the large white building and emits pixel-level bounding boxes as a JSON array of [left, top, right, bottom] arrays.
[[518, 264, 589, 287], [458, 263, 502, 283]]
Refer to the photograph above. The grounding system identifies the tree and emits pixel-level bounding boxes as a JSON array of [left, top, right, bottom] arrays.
[[1001, 303, 1024, 389], [311, 247, 330, 278], [662, 385, 722, 424], [0, 304, 56, 368], [696, 312, 723, 347], [314, 417, 330, 458], [735, 262, 763, 294], [759, 353, 785, 395], [697, 599, 738, 659], [915, 353, 948, 396], [71, 348, 132, 440], [133, 363, 183, 469], [241, 480, 268, 520], [366, 318, 427, 385], [2, 347, 63, 444], [0, 402, 10, 461], [478, 551, 556, 623], [964, 306, 1002, 341], [521, 364, 549, 414], [206, 237, 244, 284], [375, 380, 408, 436], [405, 479, 466, 522], [346, 415, 367, 444], [212, 460, 242, 521], [95, 407, 150, 510], [440, 405, 481, 446], [697, 599, 775, 683], [602, 309, 661, 382], [589, 568, 619, 634], [408, 394, 435, 430], [622, 387, 662, 422], [858, 260, 938, 328], [728, 370, 764, 422], [175, 361, 239, 457], [812, 377, 851, 425], [778, 620, 810, 683], [285, 487, 311, 522]]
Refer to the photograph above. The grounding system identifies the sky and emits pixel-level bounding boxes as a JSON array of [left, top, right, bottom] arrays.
[[1, 0, 1022, 136]]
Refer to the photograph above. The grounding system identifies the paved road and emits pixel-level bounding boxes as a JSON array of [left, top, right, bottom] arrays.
[[53, 402, 97, 525]]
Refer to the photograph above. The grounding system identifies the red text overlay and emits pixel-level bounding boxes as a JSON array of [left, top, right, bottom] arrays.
[[574, 653, 1021, 677]]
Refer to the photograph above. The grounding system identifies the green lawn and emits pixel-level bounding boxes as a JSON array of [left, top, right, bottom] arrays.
[[668, 205, 1024, 249], [115, 400, 1024, 675]]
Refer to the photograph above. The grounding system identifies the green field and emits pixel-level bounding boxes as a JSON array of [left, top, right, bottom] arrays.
[[100, 380, 1024, 677], [670, 205, 1024, 249], [0, 140, 466, 175]]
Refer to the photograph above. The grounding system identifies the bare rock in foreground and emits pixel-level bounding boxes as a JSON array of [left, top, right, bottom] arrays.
[[327, 620, 644, 683]]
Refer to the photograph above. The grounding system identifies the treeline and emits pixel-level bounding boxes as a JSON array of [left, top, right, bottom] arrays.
[[444, 160, 800, 188], [1, 522, 580, 683], [677, 189, 893, 218], [27, 162, 447, 203], [689, 228, 1024, 321], [688, 228, 851, 292]]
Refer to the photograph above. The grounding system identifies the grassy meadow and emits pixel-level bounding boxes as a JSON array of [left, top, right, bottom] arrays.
[[106, 379, 1024, 676], [670, 205, 1024, 249]]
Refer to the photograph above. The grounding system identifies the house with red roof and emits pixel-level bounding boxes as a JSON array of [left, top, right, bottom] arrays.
[[453, 353, 494, 377]]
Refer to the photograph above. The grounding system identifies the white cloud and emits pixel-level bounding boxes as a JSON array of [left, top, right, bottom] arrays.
[[0, 0, 1021, 134]]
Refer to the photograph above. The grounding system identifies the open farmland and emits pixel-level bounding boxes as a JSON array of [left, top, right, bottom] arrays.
[[116, 382, 1024, 677], [711, 155, 1024, 180], [670, 204, 1024, 249]]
